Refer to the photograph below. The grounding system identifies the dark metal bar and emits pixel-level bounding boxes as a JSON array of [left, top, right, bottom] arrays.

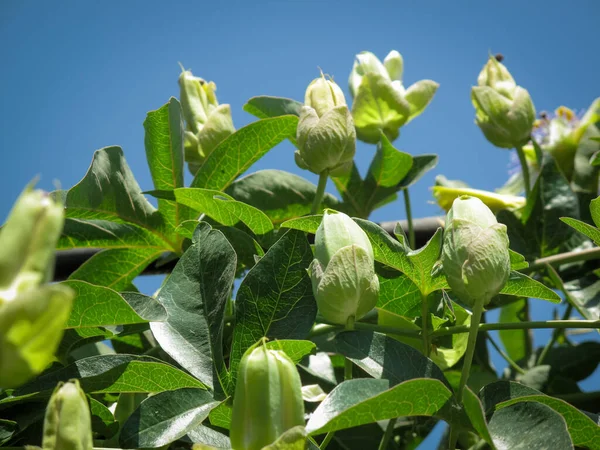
[[53, 216, 446, 281]]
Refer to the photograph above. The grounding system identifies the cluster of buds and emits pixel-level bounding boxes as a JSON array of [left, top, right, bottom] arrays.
[[348, 50, 438, 143], [0, 185, 74, 389], [42, 380, 93, 450], [178, 67, 235, 174], [442, 196, 511, 307], [310, 210, 379, 326], [230, 340, 305, 450], [295, 75, 356, 176], [471, 55, 536, 149]]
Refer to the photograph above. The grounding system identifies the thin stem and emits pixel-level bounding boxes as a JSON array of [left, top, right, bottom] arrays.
[[403, 189, 416, 249], [485, 332, 526, 375], [378, 418, 397, 450], [521, 247, 600, 274], [344, 357, 353, 380], [421, 292, 430, 357], [320, 431, 335, 449], [448, 425, 460, 450], [515, 144, 531, 199], [456, 300, 485, 403], [311, 171, 329, 215]]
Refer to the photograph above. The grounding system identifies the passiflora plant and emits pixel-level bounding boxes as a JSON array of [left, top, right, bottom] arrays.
[[1, 50, 600, 450]]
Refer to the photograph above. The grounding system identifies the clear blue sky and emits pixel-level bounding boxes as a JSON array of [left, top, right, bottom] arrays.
[[1, 1, 598, 447]]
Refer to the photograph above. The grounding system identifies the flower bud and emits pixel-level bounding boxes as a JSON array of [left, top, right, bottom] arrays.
[[310, 210, 379, 325], [472, 56, 536, 148], [0, 184, 74, 389], [442, 196, 511, 307], [230, 341, 305, 450], [42, 380, 93, 450], [0, 186, 64, 295], [348, 51, 438, 144], [178, 67, 235, 171], [295, 77, 356, 176]]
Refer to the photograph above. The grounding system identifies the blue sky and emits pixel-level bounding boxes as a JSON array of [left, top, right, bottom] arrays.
[[1, 1, 599, 447]]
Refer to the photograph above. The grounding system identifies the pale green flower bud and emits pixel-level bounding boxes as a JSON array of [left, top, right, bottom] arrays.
[[472, 56, 536, 148], [230, 341, 305, 450], [304, 76, 347, 118], [295, 77, 356, 176], [0, 185, 64, 295], [178, 67, 235, 171], [42, 380, 93, 450], [442, 196, 511, 307], [349, 50, 438, 144], [432, 185, 525, 213], [0, 184, 74, 389], [310, 210, 379, 325]]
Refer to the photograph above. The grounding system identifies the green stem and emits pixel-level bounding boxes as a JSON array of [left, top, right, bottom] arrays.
[[515, 144, 531, 199], [456, 300, 485, 403], [421, 292, 430, 357], [311, 171, 329, 215], [448, 425, 460, 450], [485, 332, 526, 375], [520, 247, 600, 274], [403, 189, 416, 249], [320, 431, 335, 449], [344, 357, 353, 380], [378, 418, 397, 450]]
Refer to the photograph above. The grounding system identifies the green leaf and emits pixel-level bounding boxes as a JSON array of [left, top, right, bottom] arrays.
[[462, 387, 496, 449], [67, 247, 162, 291], [64, 280, 166, 328], [560, 217, 600, 245], [243, 96, 303, 119], [151, 223, 237, 391], [119, 388, 220, 449], [144, 97, 194, 233], [377, 269, 422, 317], [397, 154, 439, 189], [219, 226, 264, 269], [191, 116, 299, 190], [226, 170, 340, 225], [564, 274, 600, 321], [499, 271, 561, 302], [263, 426, 308, 449], [306, 378, 452, 435], [499, 299, 531, 363], [331, 164, 367, 218], [266, 340, 316, 364], [208, 402, 232, 430], [280, 214, 322, 234], [187, 425, 231, 448], [481, 380, 598, 449], [319, 331, 449, 387], [488, 402, 573, 449], [229, 230, 316, 386], [362, 134, 413, 215], [592, 197, 600, 228], [89, 397, 119, 440], [509, 249, 529, 270], [0, 420, 17, 446], [65, 146, 173, 245], [9, 355, 204, 400], [174, 187, 274, 236], [541, 341, 600, 382]]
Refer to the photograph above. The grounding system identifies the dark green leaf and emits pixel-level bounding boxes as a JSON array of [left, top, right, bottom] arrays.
[[499, 271, 561, 303], [229, 230, 316, 386], [306, 378, 452, 435], [0, 419, 17, 446], [67, 247, 162, 291], [397, 154, 438, 189], [560, 217, 600, 245], [488, 402, 573, 449], [191, 116, 299, 190], [564, 274, 600, 321], [320, 331, 450, 388], [188, 425, 231, 448], [243, 96, 303, 119], [64, 280, 166, 328], [362, 134, 413, 214], [226, 170, 340, 225], [151, 223, 237, 391], [144, 97, 194, 232], [331, 164, 366, 218], [174, 188, 274, 235], [462, 387, 496, 449], [89, 397, 119, 440], [9, 355, 204, 399], [541, 341, 600, 382], [119, 388, 219, 449]]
